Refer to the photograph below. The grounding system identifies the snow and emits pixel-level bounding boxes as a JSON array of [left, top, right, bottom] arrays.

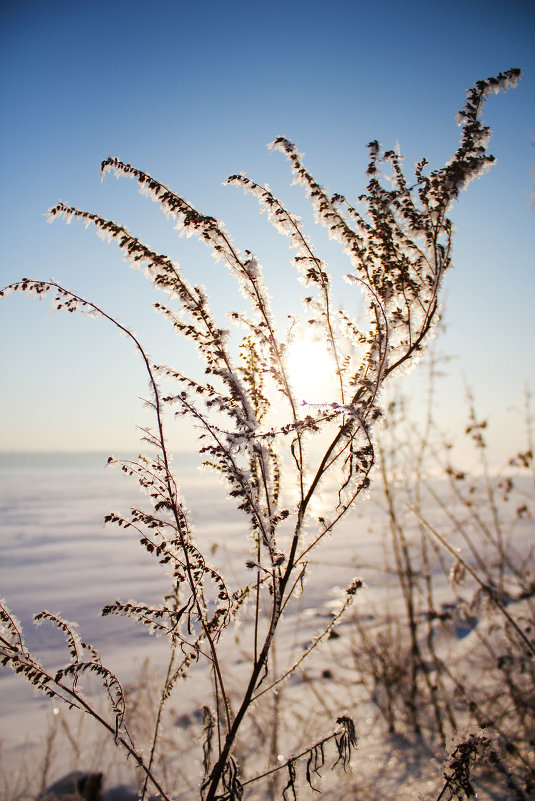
[[0, 453, 532, 799]]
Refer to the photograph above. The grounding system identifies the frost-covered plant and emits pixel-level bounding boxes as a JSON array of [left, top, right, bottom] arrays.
[[0, 69, 521, 800], [348, 360, 534, 797]]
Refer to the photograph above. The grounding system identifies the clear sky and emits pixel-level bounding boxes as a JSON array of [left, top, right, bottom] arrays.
[[1, 0, 534, 464]]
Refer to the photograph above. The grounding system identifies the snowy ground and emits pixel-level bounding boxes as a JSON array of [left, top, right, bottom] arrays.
[[1, 453, 533, 799]]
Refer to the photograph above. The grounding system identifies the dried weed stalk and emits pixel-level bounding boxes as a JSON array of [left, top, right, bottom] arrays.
[[347, 357, 534, 798], [0, 70, 522, 800]]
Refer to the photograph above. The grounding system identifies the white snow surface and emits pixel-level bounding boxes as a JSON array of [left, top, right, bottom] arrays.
[[0, 453, 533, 799]]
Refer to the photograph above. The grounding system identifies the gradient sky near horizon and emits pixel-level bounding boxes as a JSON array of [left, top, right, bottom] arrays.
[[1, 0, 534, 463]]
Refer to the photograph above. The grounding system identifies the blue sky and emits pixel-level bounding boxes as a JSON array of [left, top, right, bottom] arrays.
[[1, 0, 534, 463]]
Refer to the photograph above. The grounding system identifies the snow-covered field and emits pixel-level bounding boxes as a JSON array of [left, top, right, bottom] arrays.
[[0, 452, 359, 725], [1, 452, 533, 799]]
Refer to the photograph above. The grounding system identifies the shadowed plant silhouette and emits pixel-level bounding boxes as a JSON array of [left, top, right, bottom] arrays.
[[0, 69, 522, 800]]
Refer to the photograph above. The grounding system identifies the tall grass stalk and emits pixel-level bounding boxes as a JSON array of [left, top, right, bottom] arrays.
[[0, 70, 523, 800]]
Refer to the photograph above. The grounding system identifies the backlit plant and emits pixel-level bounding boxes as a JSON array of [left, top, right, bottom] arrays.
[[0, 69, 522, 800]]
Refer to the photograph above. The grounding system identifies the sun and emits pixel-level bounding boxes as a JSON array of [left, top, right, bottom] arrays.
[[285, 331, 337, 404]]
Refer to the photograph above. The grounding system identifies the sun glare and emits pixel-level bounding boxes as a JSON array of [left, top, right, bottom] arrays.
[[286, 333, 337, 404]]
